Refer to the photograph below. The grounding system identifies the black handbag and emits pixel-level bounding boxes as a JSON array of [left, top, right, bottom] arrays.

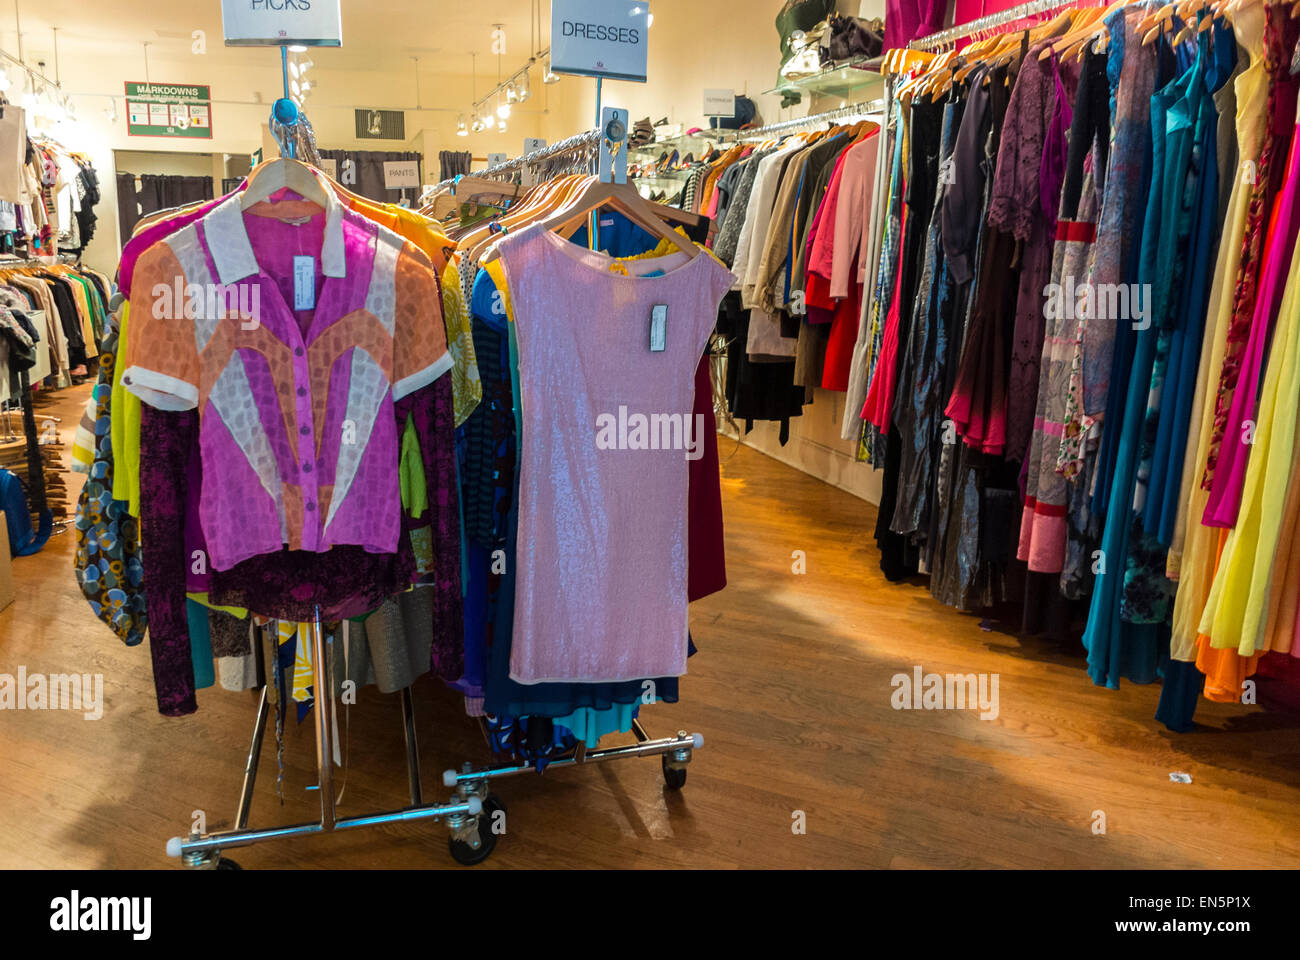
[[824, 14, 884, 63]]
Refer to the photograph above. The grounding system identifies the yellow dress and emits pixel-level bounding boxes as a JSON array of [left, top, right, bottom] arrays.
[[1166, 8, 1267, 661], [1199, 221, 1300, 655]]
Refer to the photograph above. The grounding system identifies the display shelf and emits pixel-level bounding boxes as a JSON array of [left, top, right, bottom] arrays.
[[628, 131, 724, 161], [764, 55, 884, 100], [629, 171, 691, 186]]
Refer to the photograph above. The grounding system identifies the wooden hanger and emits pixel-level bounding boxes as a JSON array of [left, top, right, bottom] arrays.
[[1045, 1, 1127, 61], [459, 174, 589, 265], [130, 198, 213, 235], [882, 48, 936, 78], [459, 174, 582, 249], [1172, 2, 1209, 42], [482, 178, 698, 265], [240, 157, 331, 215]]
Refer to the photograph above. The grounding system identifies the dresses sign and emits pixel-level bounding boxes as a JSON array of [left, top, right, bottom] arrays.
[[550, 0, 649, 83]]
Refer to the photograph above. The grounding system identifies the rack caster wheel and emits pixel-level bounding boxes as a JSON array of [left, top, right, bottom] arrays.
[[448, 795, 504, 866], [662, 755, 687, 790], [215, 857, 242, 870]]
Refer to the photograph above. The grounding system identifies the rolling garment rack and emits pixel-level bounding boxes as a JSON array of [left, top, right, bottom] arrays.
[[166, 58, 703, 868], [432, 112, 706, 863], [165, 50, 484, 870]]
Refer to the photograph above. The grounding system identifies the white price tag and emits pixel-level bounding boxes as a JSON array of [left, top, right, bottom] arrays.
[[293, 256, 316, 311]]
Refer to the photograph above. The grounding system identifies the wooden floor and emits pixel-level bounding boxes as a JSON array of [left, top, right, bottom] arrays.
[[2, 384, 1299, 869]]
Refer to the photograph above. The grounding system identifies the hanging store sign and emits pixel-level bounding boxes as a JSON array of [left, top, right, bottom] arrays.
[[125, 82, 213, 139], [221, 0, 342, 47], [550, 0, 649, 83], [383, 160, 420, 189], [703, 89, 735, 117]]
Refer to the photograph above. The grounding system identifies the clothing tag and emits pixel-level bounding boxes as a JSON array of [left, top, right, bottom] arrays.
[[293, 256, 316, 311], [649, 304, 667, 353], [600, 217, 616, 227]]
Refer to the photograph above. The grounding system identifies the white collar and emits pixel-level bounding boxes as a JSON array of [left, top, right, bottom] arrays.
[[201, 179, 347, 285]]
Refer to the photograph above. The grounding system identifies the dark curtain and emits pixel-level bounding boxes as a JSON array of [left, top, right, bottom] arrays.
[[117, 173, 214, 246], [137, 174, 214, 216], [116, 171, 140, 243], [439, 150, 472, 181], [318, 149, 423, 204]]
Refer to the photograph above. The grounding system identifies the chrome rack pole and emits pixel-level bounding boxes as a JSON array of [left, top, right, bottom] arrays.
[[309, 612, 336, 830], [171, 798, 485, 857], [235, 684, 270, 830], [400, 687, 423, 806], [444, 729, 702, 787], [907, 0, 1080, 50]]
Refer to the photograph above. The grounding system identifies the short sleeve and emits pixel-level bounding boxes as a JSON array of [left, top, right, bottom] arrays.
[[391, 242, 452, 400], [120, 241, 201, 411]]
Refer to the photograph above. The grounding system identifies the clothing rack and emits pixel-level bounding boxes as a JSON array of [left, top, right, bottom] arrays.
[[166, 92, 703, 867], [426, 129, 602, 196], [0, 254, 79, 268], [166, 51, 484, 871], [436, 109, 705, 862], [908, 0, 1085, 50], [738, 98, 888, 141]]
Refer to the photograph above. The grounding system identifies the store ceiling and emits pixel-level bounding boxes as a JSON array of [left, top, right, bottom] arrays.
[[5, 1, 548, 78]]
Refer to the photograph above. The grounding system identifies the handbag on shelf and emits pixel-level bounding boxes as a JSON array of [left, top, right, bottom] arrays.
[[823, 14, 884, 64]]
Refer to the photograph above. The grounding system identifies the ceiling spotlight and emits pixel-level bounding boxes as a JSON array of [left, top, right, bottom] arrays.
[[497, 119, 507, 133], [543, 56, 559, 84], [505, 81, 518, 104], [496, 97, 510, 119], [517, 70, 531, 103], [470, 113, 484, 132], [457, 114, 468, 136]]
